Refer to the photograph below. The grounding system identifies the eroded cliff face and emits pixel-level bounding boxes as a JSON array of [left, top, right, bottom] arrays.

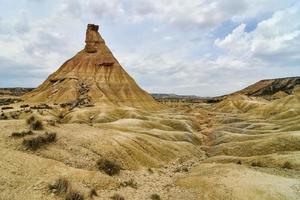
[[84, 24, 105, 53], [234, 77, 300, 97], [22, 24, 160, 110]]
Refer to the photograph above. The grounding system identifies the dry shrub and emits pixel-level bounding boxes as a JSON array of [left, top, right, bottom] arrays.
[[97, 159, 121, 176], [11, 130, 33, 137], [48, 178, 70, 195], [47, 120, 56, 126], [89, 188, 98, 198], [49, 178, 84, 200], [10, 112, 20, 119], [110, 194, 125, 200], [120, 179, 138, 189], [23, 132, 56, 150], [148, 168, 154, 173], [1, 106, 14, 110], [282, 161, 292, 169], [150, 194, 161, 200], [0, 112, 8, 120], [26, 116, 43, 130], [251, 161, 264, 167], [30, 104, 52, 110], [20, 104, 29, 108], [65, 191, 84, 200]]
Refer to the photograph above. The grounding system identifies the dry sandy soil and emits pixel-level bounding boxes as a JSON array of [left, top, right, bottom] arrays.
[[0, 88, 300, 200]]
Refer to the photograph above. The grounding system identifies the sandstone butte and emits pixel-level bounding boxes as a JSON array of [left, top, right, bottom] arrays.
[[22, 24, 160, 110]]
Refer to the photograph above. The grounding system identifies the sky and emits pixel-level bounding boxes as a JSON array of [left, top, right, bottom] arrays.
[[0, 0, 299, 96]]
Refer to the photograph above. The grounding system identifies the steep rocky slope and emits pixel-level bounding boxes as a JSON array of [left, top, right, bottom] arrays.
[[22, 24, 159, 110], [233, 77, 300, 97]]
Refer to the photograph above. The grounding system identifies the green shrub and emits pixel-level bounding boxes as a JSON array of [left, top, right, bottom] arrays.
[[97, 159, 121, 176]]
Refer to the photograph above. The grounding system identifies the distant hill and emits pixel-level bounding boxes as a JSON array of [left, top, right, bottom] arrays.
[[1, 77, 299, 103], [233, 77, 300, 97], [0, 88, 34, 96], [151, 93, 201, 99]]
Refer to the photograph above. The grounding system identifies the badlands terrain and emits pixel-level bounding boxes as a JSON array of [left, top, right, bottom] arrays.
[[0, 24, 300, 200]]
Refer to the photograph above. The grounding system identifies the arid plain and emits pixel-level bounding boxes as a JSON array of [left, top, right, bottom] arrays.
[[0, 24, 299, 200]]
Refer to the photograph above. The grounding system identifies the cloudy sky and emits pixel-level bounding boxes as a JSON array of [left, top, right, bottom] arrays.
[[0, 0, 299, 96]]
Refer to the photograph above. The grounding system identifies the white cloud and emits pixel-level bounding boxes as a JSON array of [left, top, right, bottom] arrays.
[[0, 0, 299, 95], [215, 3, 300, 67], [126, 0, 295, 29]]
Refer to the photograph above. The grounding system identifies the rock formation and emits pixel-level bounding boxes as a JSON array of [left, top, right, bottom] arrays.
[[233, 77, 300, 97], [22, 24, 160, 110]]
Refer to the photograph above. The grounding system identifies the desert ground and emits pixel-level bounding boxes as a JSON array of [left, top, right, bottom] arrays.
[[0, 24, 299, 200], [0, 84, 299, 200]]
